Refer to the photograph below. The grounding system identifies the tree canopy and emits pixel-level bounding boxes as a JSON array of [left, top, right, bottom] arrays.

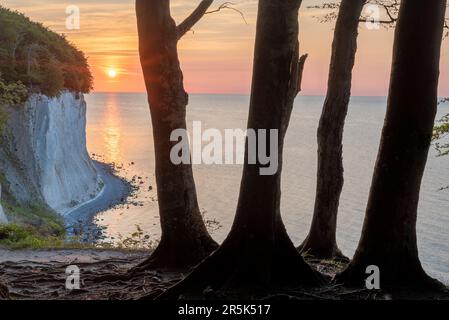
[[0, 6, 93, 98]]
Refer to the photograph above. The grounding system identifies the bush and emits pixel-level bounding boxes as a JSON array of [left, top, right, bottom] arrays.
[[0, 223, 64, 249], [0, 75, 28, 105]]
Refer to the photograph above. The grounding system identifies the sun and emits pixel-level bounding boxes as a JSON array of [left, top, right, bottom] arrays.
[[107, 68, 117, 78]]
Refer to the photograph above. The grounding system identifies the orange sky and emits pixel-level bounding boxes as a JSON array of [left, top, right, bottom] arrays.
[[4, 0, 449, 96]]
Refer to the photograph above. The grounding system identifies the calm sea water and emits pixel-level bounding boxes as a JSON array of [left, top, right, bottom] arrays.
[[85, 93, 449, 283]]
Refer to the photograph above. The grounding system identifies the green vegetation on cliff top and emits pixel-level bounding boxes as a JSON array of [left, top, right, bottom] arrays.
[[0, 5, 93, 100]]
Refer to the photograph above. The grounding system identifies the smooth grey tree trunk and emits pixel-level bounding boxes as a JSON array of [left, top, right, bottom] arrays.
[[338, 0, 447, 289], [158, 0, 322, 299], [135, 0, 217, 270], [300, 0, 366, 260]]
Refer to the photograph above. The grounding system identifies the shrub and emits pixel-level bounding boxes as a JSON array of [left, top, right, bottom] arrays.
[[434, 99, 449, 157], [0, 75, 28, 105]]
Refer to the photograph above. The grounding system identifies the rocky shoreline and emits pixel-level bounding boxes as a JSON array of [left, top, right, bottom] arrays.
[[64, 161, 133, 243]]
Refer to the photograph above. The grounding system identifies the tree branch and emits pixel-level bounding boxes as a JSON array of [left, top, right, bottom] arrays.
[[296, 54, 308, 96], [360, 0, 399, 26], [309, 1, 400, 27], [177, 1, 247, 40], [177, 0, 214, 40], [205, 2, 248, 25], [310, 0, 449, 32], [444, 19, 449, 38]]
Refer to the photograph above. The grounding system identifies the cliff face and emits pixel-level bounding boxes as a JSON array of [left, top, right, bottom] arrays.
[[0, 183, 7, 223], [0, 91, 100, 215]]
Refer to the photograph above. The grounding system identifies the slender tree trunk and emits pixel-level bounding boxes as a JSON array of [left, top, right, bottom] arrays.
[[338, 0, 447, 289], [300, 0, 365, 261], [135, 0, 217, 270], [157, 0, 322, 299]]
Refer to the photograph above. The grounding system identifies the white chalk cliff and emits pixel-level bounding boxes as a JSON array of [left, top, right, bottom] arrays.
[[0, 183, 7, 224], [0, 91, 100, 215]]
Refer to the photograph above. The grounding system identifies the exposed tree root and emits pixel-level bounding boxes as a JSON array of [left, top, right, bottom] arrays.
[[298, 241, 349, 263], [1, 250, 448, 300], [155, 231, 326, 300], [0, 282, 9, 300], [336, 255, 447, 292], [91, 236, 218, 284], [0, 252, 181, 300], [130, 236, 217, 272]]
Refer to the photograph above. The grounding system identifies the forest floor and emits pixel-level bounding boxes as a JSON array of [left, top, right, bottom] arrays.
[[0, 248, 448, 300]]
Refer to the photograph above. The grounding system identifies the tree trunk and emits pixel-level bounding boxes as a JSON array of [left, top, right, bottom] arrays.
[[300, 0, 365, 261], [338, 0, 447, 289], [157, 0, 322, 299], [135, 0, 217, 270]]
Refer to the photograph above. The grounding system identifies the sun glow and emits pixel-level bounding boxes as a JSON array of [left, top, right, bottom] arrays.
[[107, 68, 117, 78]]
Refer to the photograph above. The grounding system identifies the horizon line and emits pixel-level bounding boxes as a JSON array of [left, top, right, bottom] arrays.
[[90, 91, 392, 98]]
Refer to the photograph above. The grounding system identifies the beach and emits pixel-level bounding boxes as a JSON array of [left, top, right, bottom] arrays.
[[64, 161, 132, 242]]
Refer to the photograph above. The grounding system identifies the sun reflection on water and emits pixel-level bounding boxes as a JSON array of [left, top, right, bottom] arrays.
[[103, 94, 122, 164]]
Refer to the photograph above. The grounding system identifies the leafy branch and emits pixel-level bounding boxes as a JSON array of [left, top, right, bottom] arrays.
[[433, 98, 449, 157], [309, 0, 447, 34]]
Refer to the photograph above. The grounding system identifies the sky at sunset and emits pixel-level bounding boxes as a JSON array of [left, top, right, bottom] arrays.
[[3, 0, 449, 96]]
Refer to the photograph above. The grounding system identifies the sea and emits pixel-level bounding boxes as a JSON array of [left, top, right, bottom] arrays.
[[84, 93, 449, 283]]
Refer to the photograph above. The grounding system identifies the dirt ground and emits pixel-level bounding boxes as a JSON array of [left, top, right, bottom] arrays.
[[0, 248, 181, 300], [1, 248, 448, 300]]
